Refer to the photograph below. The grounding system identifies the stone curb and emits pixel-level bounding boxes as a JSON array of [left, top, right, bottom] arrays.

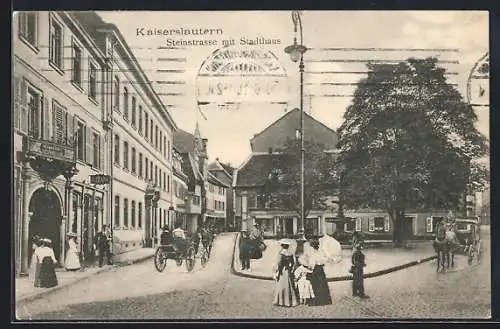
[[16, 253, 155, 304], [231, 233, 437, 282]]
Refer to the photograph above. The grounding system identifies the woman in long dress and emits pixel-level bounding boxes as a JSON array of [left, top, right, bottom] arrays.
[[307, 238, 332, 306], [65, 233, 81, 271], [36, 238, 58, 288], [29, 235, 42, 287], [272, 239, 299, 307]]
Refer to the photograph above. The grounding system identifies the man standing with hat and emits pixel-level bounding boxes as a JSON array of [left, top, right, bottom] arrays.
[[351, 241, 369, 299], [96, 225, 113, 267]]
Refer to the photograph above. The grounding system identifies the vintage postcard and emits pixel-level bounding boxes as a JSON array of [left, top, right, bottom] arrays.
[[12, 10, 490, 320]]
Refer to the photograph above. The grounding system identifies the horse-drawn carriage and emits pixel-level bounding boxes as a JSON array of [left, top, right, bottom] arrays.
[[454, 218, 482, 265], [153, 227, 215, 273]]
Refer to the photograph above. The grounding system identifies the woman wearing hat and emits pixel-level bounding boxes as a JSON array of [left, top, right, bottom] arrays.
[[306, 238, 332, 306], [272, 238, 299, 307], [35, 238, 58, 288], [65, 232, 81, 271], [29, 235, 42, 287]]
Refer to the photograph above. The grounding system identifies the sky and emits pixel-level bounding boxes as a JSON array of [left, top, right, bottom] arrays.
[[98, 11, 489, 167]]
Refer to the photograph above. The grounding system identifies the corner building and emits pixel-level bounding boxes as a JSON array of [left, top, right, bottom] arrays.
[[13, 12, 109, 275]]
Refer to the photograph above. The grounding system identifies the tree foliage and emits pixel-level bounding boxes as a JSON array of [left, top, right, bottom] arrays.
[[263, 138, 338, 219], [337, 57, 488, 244]]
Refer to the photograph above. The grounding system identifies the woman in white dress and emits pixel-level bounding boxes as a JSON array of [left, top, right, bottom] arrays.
[[65, 232, 81, 271], [294, 254, 315, 305], [35, 238, 58, 288], [29, 235, 42, 287]]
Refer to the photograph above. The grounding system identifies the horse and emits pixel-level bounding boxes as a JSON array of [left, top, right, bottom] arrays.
[[433, 238, 450, 273]]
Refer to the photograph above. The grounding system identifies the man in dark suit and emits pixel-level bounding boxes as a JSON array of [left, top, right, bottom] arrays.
[[96, 225, 113, 267]]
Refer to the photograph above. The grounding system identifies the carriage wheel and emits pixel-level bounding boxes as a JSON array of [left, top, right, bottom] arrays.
[[200, 250, 208, 268], [154, 248, 167, 272], [185, 246, 196, 272]]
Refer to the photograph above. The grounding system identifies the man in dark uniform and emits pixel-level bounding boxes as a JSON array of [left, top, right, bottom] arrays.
[[160, 225, 172, 247], [351, 242, 369, 298], [96, 225, 113, 267], [239, 230, 251, 270]]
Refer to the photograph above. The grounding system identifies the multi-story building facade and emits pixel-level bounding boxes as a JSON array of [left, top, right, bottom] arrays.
[[13, 12, 109, 275], [208, 159, 235, 231], [173, 125, 208, 235], [172, 146, 189, 230], [205, 172, 229, 232], [71, 12, 178, 252]]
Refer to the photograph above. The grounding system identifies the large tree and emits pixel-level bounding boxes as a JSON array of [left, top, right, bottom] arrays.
[[263, 138, 338, 227], [337, 57, 489, 247]]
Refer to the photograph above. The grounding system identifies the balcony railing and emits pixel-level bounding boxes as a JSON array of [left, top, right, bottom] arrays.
[[26, 136, 76, 163]]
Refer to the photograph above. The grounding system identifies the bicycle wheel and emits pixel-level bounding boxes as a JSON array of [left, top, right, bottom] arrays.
[[185, 246, 196, 272], [154, 248, 167, 272]]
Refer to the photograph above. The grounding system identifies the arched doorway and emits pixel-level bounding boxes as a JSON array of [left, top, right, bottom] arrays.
[[28, 188, 62, 265]]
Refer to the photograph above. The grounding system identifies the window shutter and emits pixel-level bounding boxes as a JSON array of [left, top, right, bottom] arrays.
[[53, 104, 65, 144], [384, 216, 390, 232], [19, 79, 28, 132], [13, 76, 21, 129], [99, 135, 105, 170], [42, 96, 52, 140], [426, 217, 433, 233], [85, 126, 92, 164], [368, 217, 375, 232]]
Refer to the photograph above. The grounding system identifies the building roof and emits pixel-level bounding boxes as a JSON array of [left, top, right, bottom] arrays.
[[207, 172, 230, 188], [208, 158, 234, 179], [250, 108, 338, 152], [173, 129, 196, 154], [234, 153, 291, 188]]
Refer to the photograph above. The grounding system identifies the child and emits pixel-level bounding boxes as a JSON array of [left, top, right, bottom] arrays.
[[294, 255, 315, 305], [351, 242, 369, 299]]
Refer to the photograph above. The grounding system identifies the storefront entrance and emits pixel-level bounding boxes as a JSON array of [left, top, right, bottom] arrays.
[[28, 188, 62, 265]]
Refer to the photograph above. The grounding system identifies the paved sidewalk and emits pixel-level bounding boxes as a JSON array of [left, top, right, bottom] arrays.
[[233, 235, 436, 280], [15, 248, 155, 303]]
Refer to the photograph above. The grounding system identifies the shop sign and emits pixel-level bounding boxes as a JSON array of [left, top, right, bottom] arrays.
[[28, 138, 75, 162], [90, 174, 111, 185]]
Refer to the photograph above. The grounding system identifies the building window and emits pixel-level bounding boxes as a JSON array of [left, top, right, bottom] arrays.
[[49, 17, 63, 69], [114, 135, 120, 164], [154, 165, 158, 185], [155, 125, 158, 149], [150, 164, 153, 182], [138, 153, 143, 177], [222, 202, 225, 211], [138, 202, 143, 228], [167, 175, 170, 193], [368, 218, 375, 232], [138, 106, 143, 134], [163, 136, 167, 157], [27, 85, 41, 138], [123, 141, 129, 170], [92, 132, 100, 168], [18, 12, 38, 48], [159, 131, 163, 153], [159, 169, 162, 188], [131, 201, 136, 228], [373, 217, 385, 232], [114, 76, 120, 111], [123, 88, 129, 120], [355, 218, 362, 232], [71, 43, 82, 86], [167, 140, 170, 160], [150, 120, 154, 144], [345, 218, 355, 232], [163, 172, 166, 191], [145, 113, 149, 139], [131, 97, 136, 127], [384, 217, 391, 232], [88, 63, 97, 101], [131, 147, 136, 174], [75, 122, 85, 161], [114, 196, 120, 227], [123, 198, 129, 228], [145, 158, 149, 180]]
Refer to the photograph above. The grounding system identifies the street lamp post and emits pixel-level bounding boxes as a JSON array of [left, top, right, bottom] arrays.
[[285, 11, 307, 240]]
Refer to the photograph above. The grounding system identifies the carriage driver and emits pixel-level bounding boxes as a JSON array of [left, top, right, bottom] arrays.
[[160, 225, 173, 247], [172, 221, 188, 254]]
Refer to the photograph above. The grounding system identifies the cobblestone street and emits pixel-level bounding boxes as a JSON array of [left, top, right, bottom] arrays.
[[15, 230, 490, 320]]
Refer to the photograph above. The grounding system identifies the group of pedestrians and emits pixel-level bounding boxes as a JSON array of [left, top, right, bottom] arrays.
[[272, 238, 332, 307]]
